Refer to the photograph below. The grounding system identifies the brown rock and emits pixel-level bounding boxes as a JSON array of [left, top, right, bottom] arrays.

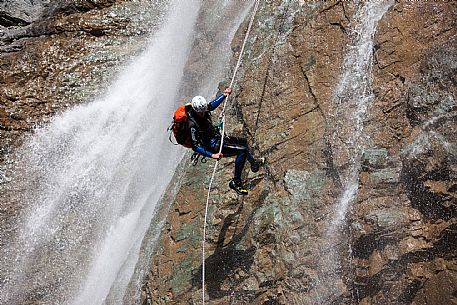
[[413, 270, 457, 305]]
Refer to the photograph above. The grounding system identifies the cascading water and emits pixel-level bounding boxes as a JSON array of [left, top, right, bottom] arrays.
[[0, 1, 251, 304], [314, 1, 393, 303]]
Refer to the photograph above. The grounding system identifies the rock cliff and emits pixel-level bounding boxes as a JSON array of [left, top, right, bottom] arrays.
[[0, 0, 455, 304], [141, 1, 456, 304]]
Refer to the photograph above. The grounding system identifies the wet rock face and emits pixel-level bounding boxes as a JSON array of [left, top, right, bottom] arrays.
[[144, 0, 339, 303], [0, 0, 47, 26], [352, 1, 457, 304], [143, 1, 456, 305]]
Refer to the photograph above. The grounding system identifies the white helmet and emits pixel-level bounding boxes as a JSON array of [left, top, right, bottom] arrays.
[[191, 96, 208, 112]]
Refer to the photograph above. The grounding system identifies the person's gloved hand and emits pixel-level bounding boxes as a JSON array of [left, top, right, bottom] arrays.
[[224, 87, 232, 96]]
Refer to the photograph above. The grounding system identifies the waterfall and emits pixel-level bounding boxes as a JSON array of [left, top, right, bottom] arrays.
[[0, 1, 251, 304], [314, 1, 393, 303]]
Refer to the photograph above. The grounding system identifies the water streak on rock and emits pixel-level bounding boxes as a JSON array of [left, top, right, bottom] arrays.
[[315, 1, 393, 303]]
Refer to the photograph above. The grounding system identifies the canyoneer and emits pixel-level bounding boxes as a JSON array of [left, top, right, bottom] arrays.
[[169, 86, 264, 195]]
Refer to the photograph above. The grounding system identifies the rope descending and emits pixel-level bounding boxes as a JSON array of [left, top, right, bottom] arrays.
[[201, 0, 261, 303]]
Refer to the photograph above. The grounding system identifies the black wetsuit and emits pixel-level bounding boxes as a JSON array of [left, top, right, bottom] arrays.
[[188, 94, 255, 180]]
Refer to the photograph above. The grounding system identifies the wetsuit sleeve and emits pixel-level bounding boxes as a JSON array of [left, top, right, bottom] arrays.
[[207, 94, 226, 111], [189, 124, 213, 158]]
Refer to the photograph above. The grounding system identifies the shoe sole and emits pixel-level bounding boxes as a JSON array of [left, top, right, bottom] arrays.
[[233, 189, 248, 195], [229, 184, 248, 195]]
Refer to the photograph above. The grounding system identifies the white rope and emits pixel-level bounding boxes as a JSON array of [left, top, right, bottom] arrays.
[[201, 0, 260, 303]]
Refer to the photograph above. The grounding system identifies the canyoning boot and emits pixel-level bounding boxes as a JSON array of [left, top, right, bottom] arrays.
[[229, 178, 248, 195], [251, 157, 265, 173]]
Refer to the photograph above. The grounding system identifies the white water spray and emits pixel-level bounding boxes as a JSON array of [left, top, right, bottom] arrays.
[[329, 0, 393, 237], [0, 1, 198, 304], [314, 1, 393, 303], [329, 0, 393, 229]]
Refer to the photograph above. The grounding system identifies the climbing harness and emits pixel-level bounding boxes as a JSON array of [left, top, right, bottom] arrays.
[[191, 152, 207, 166], [201, 0, 261, 303]]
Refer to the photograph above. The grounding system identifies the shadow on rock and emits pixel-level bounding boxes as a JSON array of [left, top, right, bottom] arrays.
[[192, 190, 269, 300], [401, 159, 456, 221], [352, 223, 457, 302]]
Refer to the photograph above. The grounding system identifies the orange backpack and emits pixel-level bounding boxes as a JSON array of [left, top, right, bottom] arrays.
[[168, 104, 193, 148]]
